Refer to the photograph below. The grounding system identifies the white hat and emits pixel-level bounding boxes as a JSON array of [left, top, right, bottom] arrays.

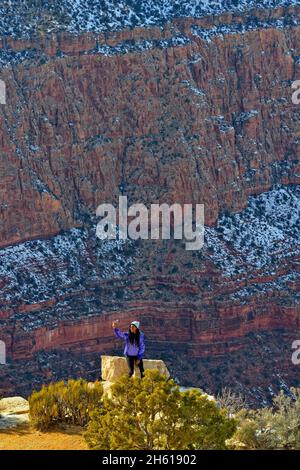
[[130, 321, 140, 329]]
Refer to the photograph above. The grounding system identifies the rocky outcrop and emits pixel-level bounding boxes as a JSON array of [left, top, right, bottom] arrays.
[[0, 396, 29, 414], [99, 355, 170, 398], [101, 355, 170, 381], [0, 396, 29, 429], [0, 5, 300, 405]]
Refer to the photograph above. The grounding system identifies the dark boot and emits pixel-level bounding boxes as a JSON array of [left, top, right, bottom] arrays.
[[137, 359, 145, 378]]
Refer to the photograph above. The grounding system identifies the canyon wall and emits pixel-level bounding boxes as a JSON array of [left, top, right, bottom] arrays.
[[0, 5, 300, 404]]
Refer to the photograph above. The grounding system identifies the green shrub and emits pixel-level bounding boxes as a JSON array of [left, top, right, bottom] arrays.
[[84, 370, 236, 450], [29, 378, 103, 430], [228, 388, 300, 450]]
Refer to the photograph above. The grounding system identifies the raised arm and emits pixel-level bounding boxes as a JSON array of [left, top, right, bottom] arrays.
[[113, 327, 127, 340]]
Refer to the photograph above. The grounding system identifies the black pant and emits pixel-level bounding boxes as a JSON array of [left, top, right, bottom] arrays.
[[126, 355, 145, 378]]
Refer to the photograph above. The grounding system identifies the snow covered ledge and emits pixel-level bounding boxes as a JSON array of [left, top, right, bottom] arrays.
[[101, 355, 170, 382]]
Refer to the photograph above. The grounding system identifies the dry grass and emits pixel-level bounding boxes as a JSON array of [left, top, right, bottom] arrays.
[[0, 423, 88, 450]]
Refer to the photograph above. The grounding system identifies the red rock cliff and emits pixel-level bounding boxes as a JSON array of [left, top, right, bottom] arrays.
[[0, 6, 300, 404]]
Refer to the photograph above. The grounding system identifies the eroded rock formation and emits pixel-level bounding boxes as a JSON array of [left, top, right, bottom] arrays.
[[0, 3, 300, 405]]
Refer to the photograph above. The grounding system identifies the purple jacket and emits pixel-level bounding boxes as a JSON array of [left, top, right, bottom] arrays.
[[114, 328, 145, 359]]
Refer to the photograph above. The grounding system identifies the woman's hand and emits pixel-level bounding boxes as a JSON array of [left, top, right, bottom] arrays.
[[112, 322, 116, 328]]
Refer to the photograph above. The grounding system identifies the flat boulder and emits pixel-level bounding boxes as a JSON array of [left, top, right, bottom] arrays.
[[101, 356, 170, 382], [0, 396, 29, 429], [0, 396, 29, 414]]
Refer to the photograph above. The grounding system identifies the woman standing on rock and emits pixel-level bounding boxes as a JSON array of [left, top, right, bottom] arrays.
[[112, 320, 145, 378]]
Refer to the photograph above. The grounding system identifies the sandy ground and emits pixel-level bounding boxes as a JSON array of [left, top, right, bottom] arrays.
[[0, 423, 88, 450]]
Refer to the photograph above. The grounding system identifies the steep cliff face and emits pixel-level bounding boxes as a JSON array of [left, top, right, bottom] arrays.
[[1, 7, 300, 245], [0, 3, 300, 404]]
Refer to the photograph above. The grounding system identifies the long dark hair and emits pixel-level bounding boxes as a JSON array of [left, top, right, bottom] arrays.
[[128, 328, 140, 346]]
